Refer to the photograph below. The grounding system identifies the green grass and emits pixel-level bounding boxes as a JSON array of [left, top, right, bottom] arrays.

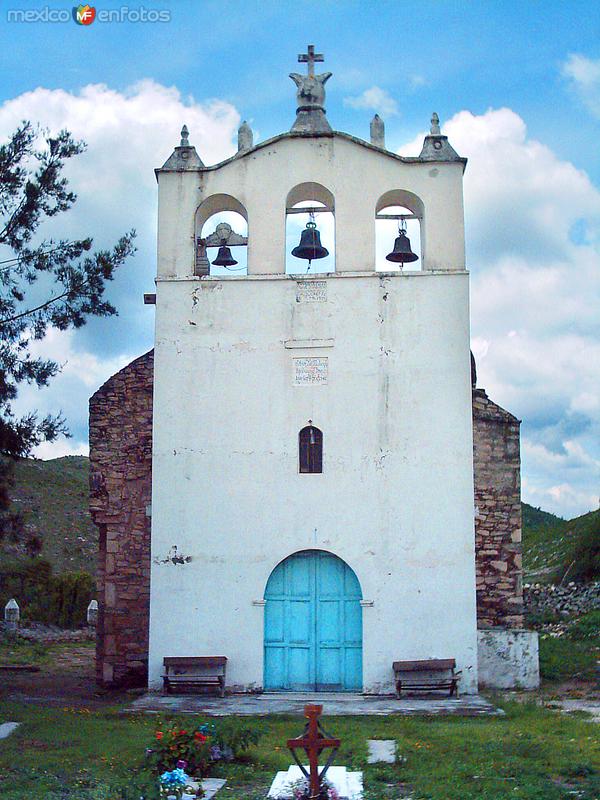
[[539, 634, 600, 683], [0, 635, 94, 667], [0, 702, 598, 799]]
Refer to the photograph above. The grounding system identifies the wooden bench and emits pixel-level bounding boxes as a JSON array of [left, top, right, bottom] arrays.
[[393, 659, 461, 698], [162, 656, 227, 696]]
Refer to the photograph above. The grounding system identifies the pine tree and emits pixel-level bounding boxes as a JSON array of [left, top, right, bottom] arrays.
[[0, 121, 136, 545]]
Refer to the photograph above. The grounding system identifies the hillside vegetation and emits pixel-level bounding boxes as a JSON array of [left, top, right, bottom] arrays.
[[521, 502, 600, 582], [7, 456, 97, 574]]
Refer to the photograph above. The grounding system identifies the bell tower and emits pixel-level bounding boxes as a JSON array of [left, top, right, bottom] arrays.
[[148, 47, 478, 694]]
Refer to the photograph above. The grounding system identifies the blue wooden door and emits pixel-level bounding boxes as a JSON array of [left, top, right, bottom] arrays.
[[264, 551, 362, 691]]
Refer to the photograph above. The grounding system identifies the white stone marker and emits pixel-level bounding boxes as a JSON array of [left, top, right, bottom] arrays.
[[0, 722, 20, 740], [268, 765, 363, 799], [87, 599, 98, 626], [176, 778, 226, 800], [367, 739, 396, 764], [4, 599, 19, 630]]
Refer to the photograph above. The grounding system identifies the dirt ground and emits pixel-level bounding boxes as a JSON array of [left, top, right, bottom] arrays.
[[0, 644, 132, 708]]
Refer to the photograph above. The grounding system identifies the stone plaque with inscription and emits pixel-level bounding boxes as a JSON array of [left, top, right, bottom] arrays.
[[293, 357, 328, 385], [296, 280, 327, 303]]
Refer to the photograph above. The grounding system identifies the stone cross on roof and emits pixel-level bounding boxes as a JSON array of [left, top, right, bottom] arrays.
[[290, 44, 333, 134], [298, 44, 324, 77]]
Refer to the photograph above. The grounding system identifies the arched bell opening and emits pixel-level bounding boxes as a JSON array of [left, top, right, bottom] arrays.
[[285, 182, 335, 275], [263, 549, 363, 692], [195, 194, 248, 277], [375, 190, 424, 273]]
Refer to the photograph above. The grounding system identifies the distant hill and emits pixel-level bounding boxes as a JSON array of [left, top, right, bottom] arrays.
[[7, 456, 97, 574], [3, 457, 597, 582], [521, 501, 600, 582]]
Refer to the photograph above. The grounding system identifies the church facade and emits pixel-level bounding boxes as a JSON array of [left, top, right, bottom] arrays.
[[90, 49, 528, 694]]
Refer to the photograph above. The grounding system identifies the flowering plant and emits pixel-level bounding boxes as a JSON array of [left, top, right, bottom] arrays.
[[158, 762, 203, 799], [148, 726, 213, 778], [146, 718, 263, 779], [288, 777, 340, 800]]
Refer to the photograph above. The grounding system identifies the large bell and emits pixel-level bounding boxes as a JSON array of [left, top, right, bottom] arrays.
[[212, 243, 238, 267], [291, 221, 329, 264], [386, 230, 418, 265]]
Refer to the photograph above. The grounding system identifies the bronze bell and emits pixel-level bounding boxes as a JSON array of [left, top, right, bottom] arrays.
[[212, 242, 238, 267], [386, 230, 418, 265], [291, 221, 329, 264]]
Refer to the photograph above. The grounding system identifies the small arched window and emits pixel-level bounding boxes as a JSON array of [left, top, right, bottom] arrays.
[[299, 425, 323, 474]]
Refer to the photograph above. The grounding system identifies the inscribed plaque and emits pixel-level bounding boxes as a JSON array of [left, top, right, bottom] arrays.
[[293, 357, 328, 385], [296, 280, 327, 303]]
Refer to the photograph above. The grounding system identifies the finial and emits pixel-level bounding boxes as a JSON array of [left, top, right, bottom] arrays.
[[289, 45, 333, 134], [180, 124, 190, 147], [430, 112, 441, 135], [238, 120, 253, 152], [370, 114, 385, 148]]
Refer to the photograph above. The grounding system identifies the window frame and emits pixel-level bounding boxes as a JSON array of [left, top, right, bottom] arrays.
[[299, 425, 323, 474]]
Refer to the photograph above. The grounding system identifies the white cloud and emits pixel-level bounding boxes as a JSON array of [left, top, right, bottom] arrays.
[[562, 53, 600, 118], [12, 327, 136, 457], [521, 476, 598, 520], [400, 107, 600, 518], [34, 439, 89, 460], [0, 81, 241, 460], [344, 86, 399, 117]]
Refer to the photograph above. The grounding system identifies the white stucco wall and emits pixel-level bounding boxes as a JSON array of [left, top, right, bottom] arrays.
[[478, 630, 540, 690], [148, 269, 478, 693], [156, 134, 465, 278]]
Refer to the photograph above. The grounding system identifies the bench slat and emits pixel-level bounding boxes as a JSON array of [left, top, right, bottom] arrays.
[[393, 659, 455, 672], [164, 656, 227, 667]]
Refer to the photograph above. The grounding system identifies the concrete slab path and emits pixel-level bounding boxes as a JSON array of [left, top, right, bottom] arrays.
[[550, 699, 600, 723], [126, 692, 502, 717], [367, 739, 396, 763]]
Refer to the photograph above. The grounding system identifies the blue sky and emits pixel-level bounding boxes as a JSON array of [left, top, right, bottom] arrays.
[[1, 0, 600, 518]]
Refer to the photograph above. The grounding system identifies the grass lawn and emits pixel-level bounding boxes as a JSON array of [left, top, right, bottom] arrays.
[[0, 700, 598, 799], [0, 636, 94, 666]]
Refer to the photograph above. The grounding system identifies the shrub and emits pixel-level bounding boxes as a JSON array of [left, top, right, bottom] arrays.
[[211, 718, 264, 758], [568, 610, 600, 642], [0, 557, 94, 628]]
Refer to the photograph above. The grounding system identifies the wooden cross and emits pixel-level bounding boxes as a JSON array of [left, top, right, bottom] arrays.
[[287, 704, 340, 800], [298, 44, 324, 78]]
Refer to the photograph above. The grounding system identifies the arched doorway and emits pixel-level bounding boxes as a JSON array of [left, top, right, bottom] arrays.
[[264, 550, 362, 691]]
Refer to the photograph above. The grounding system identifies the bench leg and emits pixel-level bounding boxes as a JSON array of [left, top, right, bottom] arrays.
[[395, 680, 402, 699], [219, 678, 225, 698]]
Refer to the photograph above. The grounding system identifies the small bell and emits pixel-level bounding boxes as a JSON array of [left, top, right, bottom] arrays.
[[212, 242, 238, 267], [291, 219, 329, 265], [386, 221, 418, 266]]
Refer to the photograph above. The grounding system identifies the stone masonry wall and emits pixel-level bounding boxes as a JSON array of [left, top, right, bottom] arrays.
[[473, 388, 523, 628], [90, 355, 523, 687], [89, 351, 153, 688]]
